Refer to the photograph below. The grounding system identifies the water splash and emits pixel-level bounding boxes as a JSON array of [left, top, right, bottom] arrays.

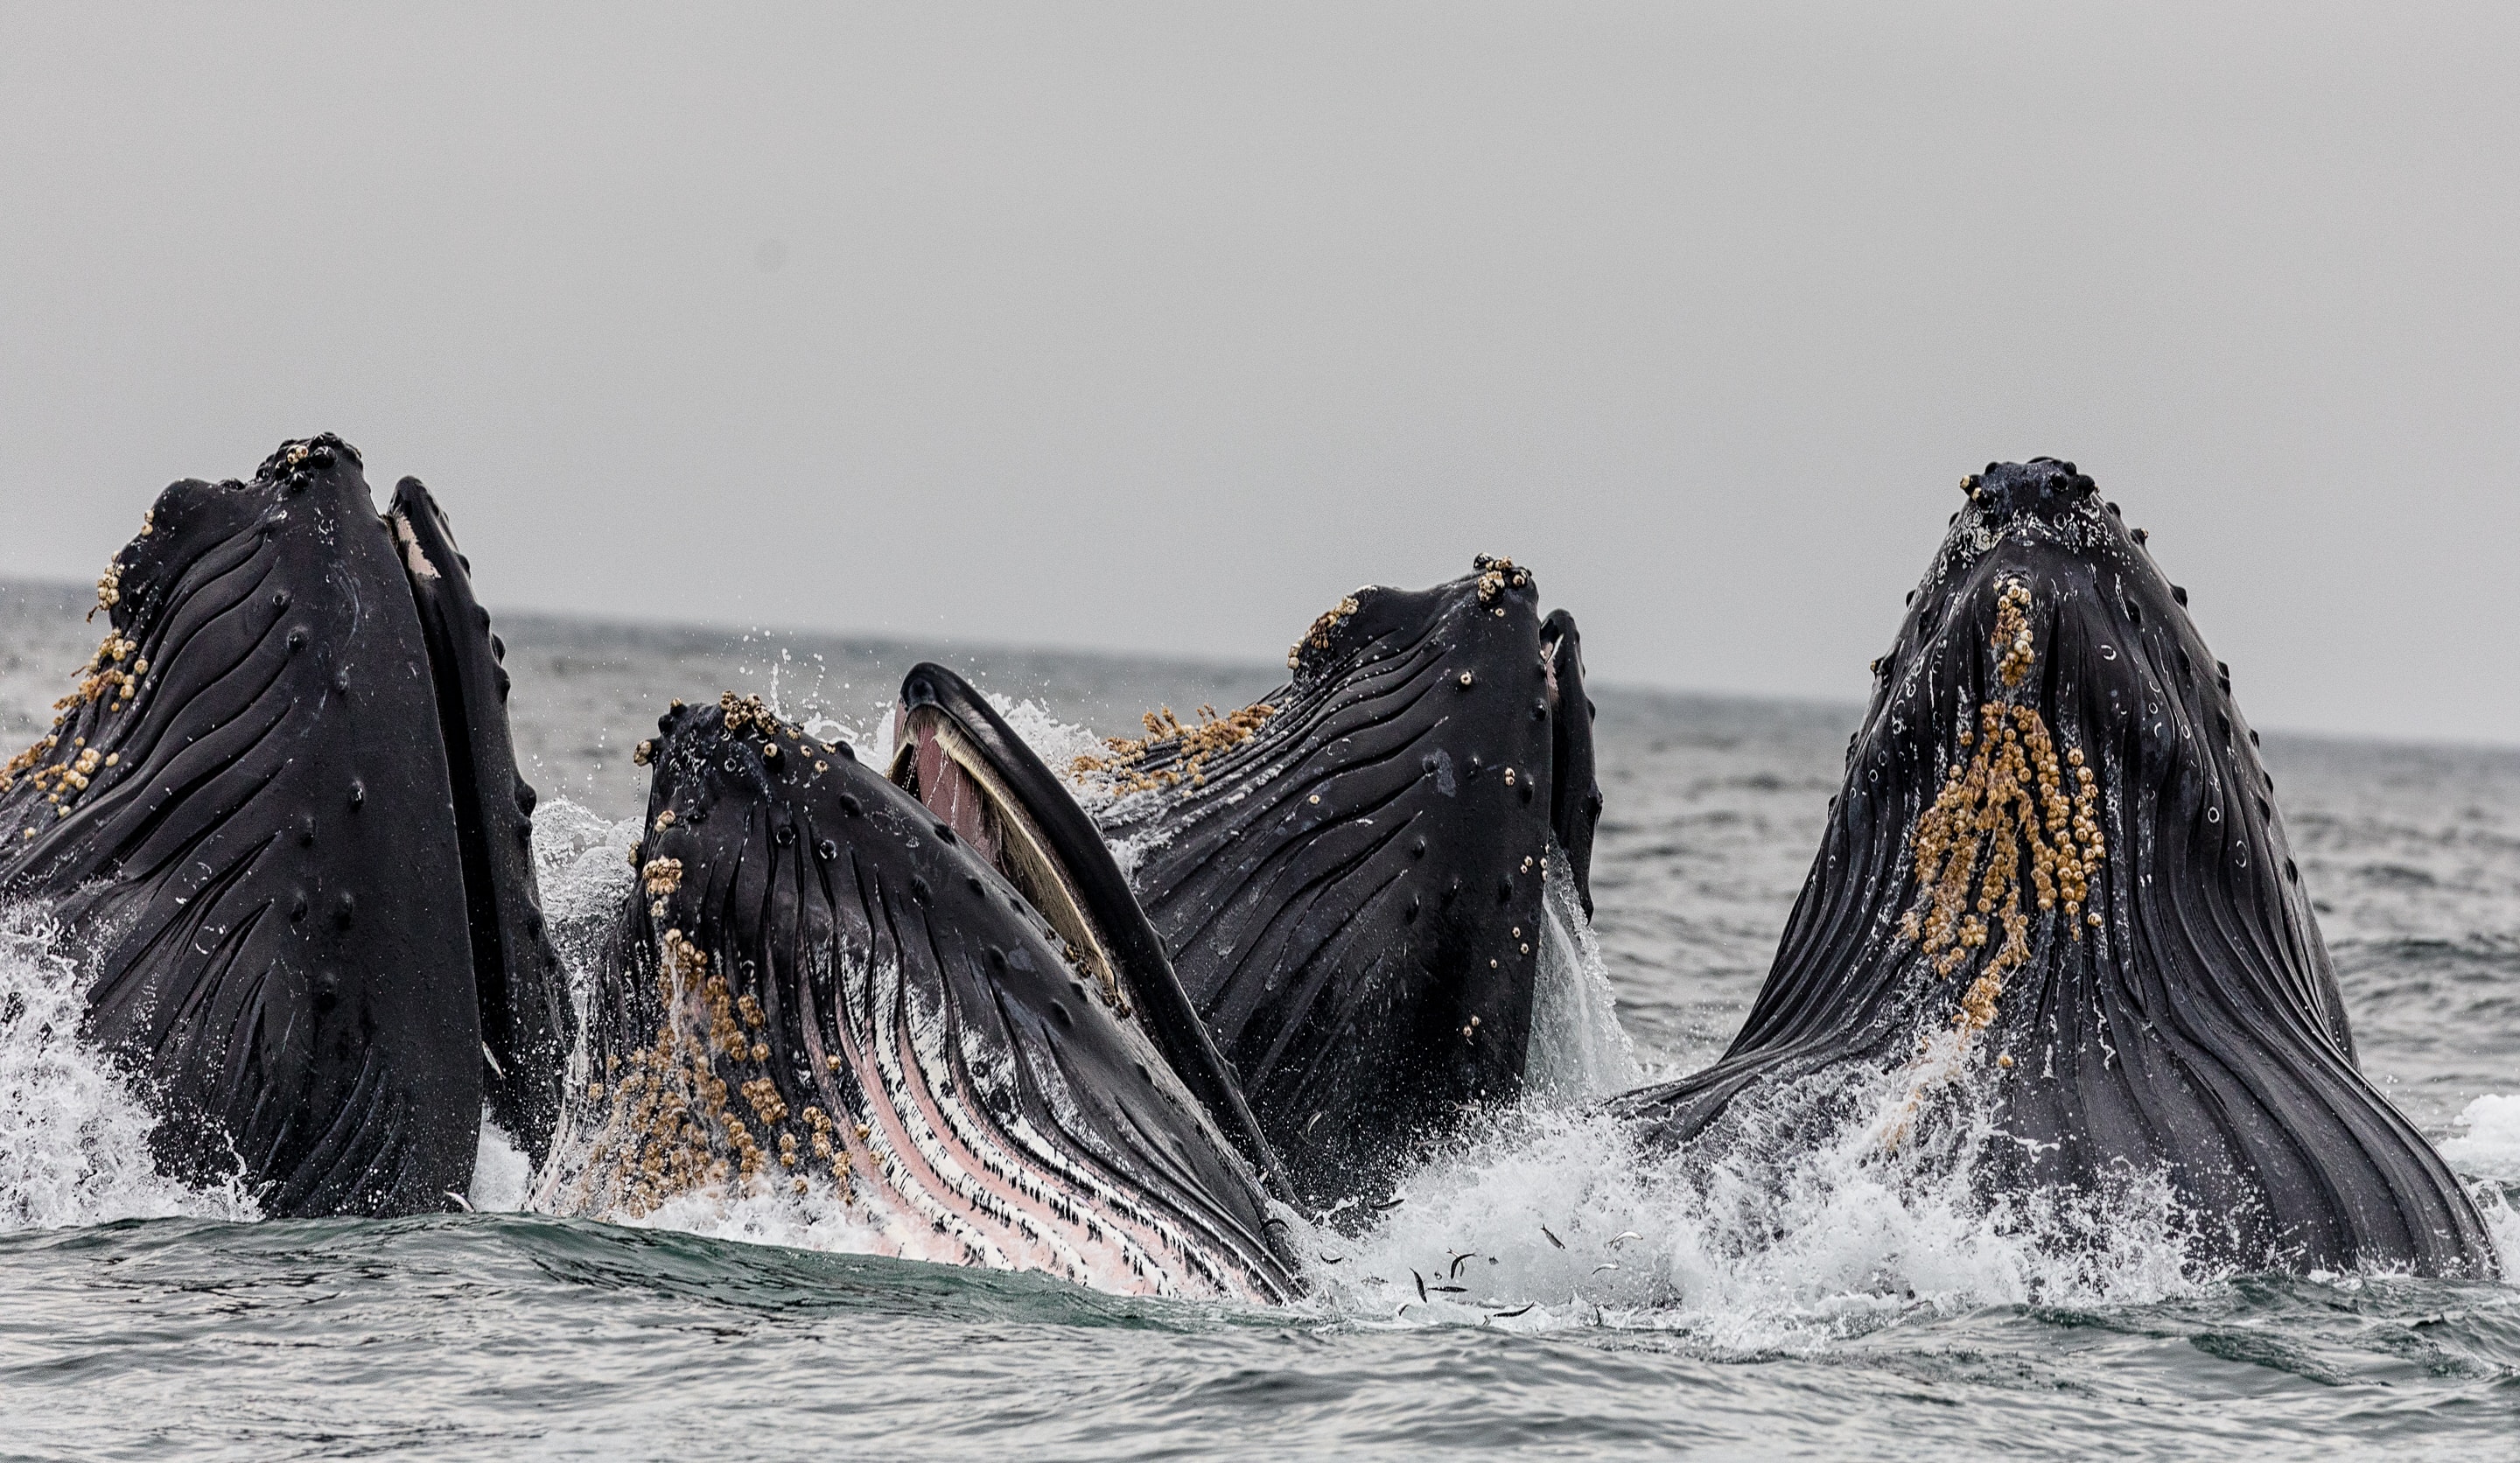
[[989, 693, 1109, 775], [530, 797, 643, 989], [2442, 1095, 2520, 1276], [2442, 1095, 2520, 1183], [617, 1174, 892, 1256], [0, 904, 257, 1228], [1326, 1062, 2219, 1348], [1525, 842, 1636, 1102], [468, 1117, 534, 1212]]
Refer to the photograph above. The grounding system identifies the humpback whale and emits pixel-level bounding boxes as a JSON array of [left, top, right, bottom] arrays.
[[541, 690, 1300, 1301], [1080, 558, 1602, 1208], [1614, 460, 2498, 1278], [0, 437, 571, 1215]]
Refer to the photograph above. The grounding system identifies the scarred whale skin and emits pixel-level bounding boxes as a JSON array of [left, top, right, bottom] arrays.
[[542, 694, 1300, 1302], [0, 438, 483, 1215], [1616, 459, 2497, 1278], [1084, 557, 1601, 1208]]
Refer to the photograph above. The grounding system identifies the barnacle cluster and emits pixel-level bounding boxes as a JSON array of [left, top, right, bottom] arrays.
[[1287, 595, 1361, 671], [1072, 701, 1275, 796], [1993, 579, 2037, 687], [59, 631, 146, 713], [1472, 553, 1529, 607], [1896, 578, 2106, 1053], [640, 856, 684, 919], [3, 620, 149, 827], [88, 558, 123, 620], [3, 738, 116, 830], [573, 925, 850, 1215], [1, 737, 56, 797], [718, 691, 774, 735]]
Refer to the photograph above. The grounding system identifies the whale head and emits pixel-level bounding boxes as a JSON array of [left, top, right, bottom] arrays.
[[0, 437, 570, 1214], [1619, 458, 2497, 1278], [1085, 556, 1601, 1208], [546, 694, 1300, 1301]]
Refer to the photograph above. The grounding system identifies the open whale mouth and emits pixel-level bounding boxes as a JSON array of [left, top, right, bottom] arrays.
[[549, 691, 1299, 1301], [891, 690, 1124, 1013], [886, 665, 1288, 1197]]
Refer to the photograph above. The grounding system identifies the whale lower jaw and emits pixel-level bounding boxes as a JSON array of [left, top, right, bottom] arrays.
[[824, 951, 1268, 1298]]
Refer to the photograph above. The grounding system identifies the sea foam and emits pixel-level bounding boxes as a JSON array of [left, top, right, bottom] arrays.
[[0, 904, 256, 1227], [2441, 1094, 2520, 1183]]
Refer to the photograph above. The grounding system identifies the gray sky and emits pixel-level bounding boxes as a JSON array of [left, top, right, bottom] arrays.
[[4, 4, 2515, 743]]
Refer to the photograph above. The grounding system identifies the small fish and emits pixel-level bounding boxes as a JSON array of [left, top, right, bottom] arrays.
[[1320, 1252, 1346, 1264], [1541, 1225, 1565, 1250], [1591, 1262, 1620, 1274], [1413, 1270, 1429, 1303], [1306, 1110, 1325, 1133], [1608, 1231, 1642, 1249], [444, 1191, 475, 1213], [1448, 1251, 1478, 1278], [1373, 1193, 1410, 1211], [1430, 1284, 1467, 1294], [1488, 1304, 1536, 1320]]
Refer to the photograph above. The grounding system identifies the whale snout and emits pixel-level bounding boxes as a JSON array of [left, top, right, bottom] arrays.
[[1963, 458, 2098, 526]]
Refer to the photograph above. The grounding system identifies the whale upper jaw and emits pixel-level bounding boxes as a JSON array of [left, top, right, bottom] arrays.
[[1619, 459, 2499, 1280], [544, 695, 1301, 1302]]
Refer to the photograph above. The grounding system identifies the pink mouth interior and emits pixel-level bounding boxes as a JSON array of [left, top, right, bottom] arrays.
[[892, 705, 1003, 871]]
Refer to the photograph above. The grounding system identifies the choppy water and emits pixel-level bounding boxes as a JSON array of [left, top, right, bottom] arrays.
[[2, 578, 2516, 1460]]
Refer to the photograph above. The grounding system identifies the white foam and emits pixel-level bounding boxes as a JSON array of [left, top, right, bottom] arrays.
[[2476, 1186, 2520, 1278], [2440, 1094, 2520, 1183], [529, 797, 643, 990], [0, 904, 257, 1228], [1325, 1063, 2216, 1346], [612, 1173, 906, 1258], [467, 1116, 534, 1212]]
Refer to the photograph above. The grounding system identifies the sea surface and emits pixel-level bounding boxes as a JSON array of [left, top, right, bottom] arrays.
[[1, 578, 2515, 1460]]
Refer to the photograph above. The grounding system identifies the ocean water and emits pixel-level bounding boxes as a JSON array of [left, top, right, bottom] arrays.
[[1, 578, 2516, 1460]]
